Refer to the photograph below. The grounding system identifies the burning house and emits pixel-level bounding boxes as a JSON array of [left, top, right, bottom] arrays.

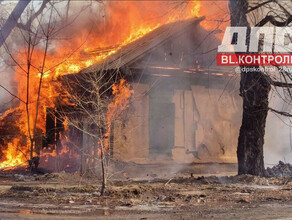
[[2, 2, 292, 218], [42, 17, 241, 173]]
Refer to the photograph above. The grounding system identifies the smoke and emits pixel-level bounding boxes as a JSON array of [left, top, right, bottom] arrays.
[[0, 55, 17, 113], [265, 89, 292, 166]]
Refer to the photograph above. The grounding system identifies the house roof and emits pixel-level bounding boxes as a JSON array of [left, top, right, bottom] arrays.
[[80, 16, 205, 74]]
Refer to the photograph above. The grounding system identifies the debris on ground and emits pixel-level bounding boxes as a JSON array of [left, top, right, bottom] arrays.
[[266, 161, 292, 177], [0, 172, 292, 218]]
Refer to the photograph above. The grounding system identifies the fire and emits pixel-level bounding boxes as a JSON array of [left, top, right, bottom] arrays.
[[39, 131, 79, 170], [0, 139, 27, 170], [40, 144, 69, 163], [108, 79, 134, 123], [0, 1, 214, 169], [198, 1, 229, 39], [105, 79, 134, 150]]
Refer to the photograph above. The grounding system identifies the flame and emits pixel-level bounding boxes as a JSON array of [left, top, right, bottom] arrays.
[[105, 79, 134, 150], [0, 1, 210, 169], [40, 144, 69, 162], [39, 131, 79, 170], [198, 1, 229, 39], [0, 138, 27, 170]]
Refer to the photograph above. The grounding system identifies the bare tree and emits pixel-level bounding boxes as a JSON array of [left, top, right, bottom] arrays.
[[0, 1, 94, 170], [59, 69, 133, 195], [3, 2, 64, 170]]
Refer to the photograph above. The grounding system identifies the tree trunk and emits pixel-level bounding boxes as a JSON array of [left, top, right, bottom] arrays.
[[0, 1, 31, 48], [229, 0, 271, 176], [100, 148, 106, 196], [237, 69, 270, 176]]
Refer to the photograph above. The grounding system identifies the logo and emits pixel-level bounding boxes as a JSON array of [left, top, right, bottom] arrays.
[[217, 27, 292, 66]]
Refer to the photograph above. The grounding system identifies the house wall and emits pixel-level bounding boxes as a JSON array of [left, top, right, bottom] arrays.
[[190, 85, 241, 163], [172, 85, 241, 163], [113, 81, 241, 163], [113, 83, 150, 162]]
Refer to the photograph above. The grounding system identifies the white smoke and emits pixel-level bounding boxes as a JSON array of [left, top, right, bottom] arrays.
[[265, 88, 292, 166]]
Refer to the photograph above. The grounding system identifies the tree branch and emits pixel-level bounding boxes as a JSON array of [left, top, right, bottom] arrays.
[[0, 0, 31, 48], [256, 14, 292, 26], [0, 84, 25, 104], [266, 74, 292, 88], [17, 0, 49, 31], [247, 0, 273, 14], [269, 107, 292, 117], [271, 81, 292, 88]]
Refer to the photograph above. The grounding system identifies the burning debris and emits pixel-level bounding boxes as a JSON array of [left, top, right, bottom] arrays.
[[266, 161, 292, 177]]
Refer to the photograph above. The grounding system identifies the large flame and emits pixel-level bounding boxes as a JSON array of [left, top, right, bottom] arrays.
[[0, 1, 219, 170]]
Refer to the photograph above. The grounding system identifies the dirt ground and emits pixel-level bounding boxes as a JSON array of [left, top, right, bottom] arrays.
[[0, 170, 292, 219]]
